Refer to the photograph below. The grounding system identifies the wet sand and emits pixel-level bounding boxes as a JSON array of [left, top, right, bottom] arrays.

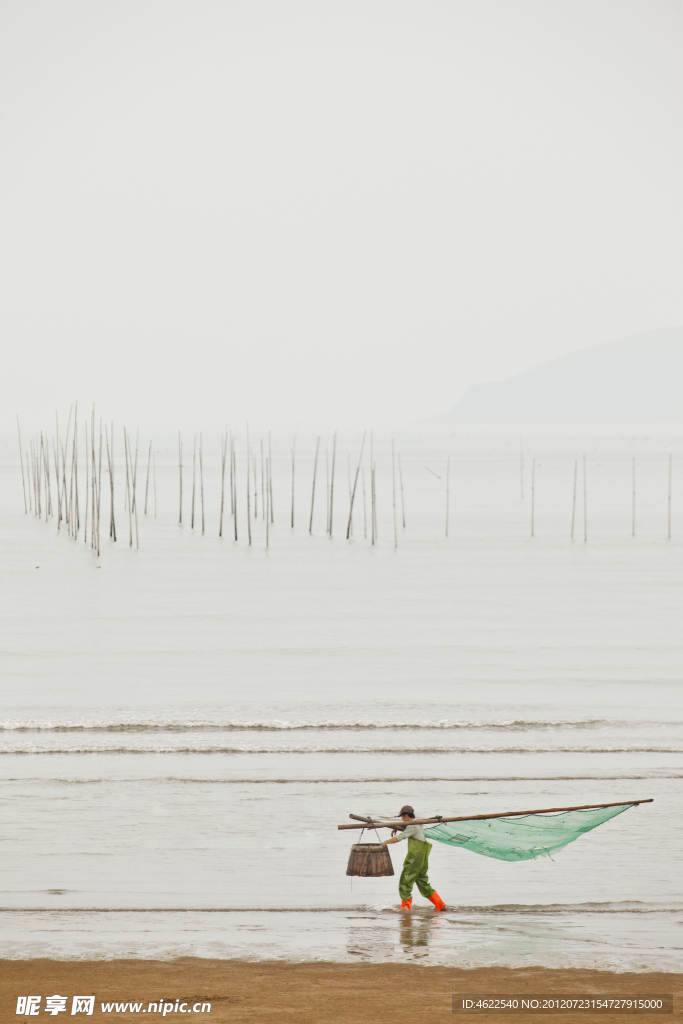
[[1, 960, 679, 1023]]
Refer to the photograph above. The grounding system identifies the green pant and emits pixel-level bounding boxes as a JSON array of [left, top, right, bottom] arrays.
[[398, 838, 435, 901]]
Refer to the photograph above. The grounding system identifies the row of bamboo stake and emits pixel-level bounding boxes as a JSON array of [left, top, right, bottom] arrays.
[[17, 412, 677, 551], [178, 428, 407, 548], [527, 453, 674, 541], [16, 415, 410, 551]]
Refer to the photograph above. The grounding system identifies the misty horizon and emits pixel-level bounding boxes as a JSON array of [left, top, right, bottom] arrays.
[[2, 1, 683, 429]]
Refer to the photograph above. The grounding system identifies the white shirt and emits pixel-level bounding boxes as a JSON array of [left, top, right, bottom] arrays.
[[393, 823, 426, 842]]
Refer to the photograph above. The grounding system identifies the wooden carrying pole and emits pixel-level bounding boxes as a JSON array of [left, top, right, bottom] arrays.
[[337, 799, 653, 830]]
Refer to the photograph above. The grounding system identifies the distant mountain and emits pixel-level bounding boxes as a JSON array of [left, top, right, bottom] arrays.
[[442, 328, 683, 425]]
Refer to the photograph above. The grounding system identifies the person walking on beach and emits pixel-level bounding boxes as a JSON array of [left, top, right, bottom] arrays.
[[382, 805, 446, 911]]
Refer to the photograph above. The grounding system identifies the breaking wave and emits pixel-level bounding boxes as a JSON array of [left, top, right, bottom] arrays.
[[0, 743, 680, 755], [0, 717, 651, 733]]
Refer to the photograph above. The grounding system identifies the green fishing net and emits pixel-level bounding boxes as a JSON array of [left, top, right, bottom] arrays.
[[424, 804, 634, 862]]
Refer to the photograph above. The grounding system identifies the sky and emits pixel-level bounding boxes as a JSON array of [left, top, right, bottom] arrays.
[[2, 0, 683, 433]]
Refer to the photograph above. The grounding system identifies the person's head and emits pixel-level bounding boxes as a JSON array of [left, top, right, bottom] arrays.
[[398, 804, 415, 821]]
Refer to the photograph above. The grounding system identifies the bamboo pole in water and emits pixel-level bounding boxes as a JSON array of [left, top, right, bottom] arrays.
[[74, 406, 79, 535], [246, 433, 252, 546], [232, 437, 238, 541], [178, 432, 183, 525], [40, 435, 45, 518], [531, 458, 535, 537], [265, 456, 270, 549], [370, 462, 374, 545], [16, 417, 27, 513], [570, 460, 577, 540], [62, 406, 73, 526], [60, 442, 68, 525], [326, 449, 330, 535], [309, 436, 320, 534], [26, 452, 32, 512], [132, 435, 139, 549], [38, 442, 43, 516], [42, 433, 52, 519], [89, 415, 95, 546], [111, 425, 117, 540], [57, 443, 63, 524], [191, 435, 196, 529], [583, 454, 587, 543], [60, 424, 70, 527], [31, 439, 38, 519], [519, 438, 524, 500], [259, 440, 264, 520], [43, 436, 48, 518], [89, 421, 94, 547], [153, 451, 157, 518], [268, 432, 274, 524], [88, 423, 94, 548], [219, 433, 227, 537], [84, 423, 89, 542], [55, 413, 62, 526], [346, 432, 366, 540], [52, 439, 61, 526], [94, 415, 98, 551], [35, 438, 41, 519], [63, 406, 73, 524], [398, 453, 406, 528], [229, 432, 235, 516], [261, 440, 265, 521], [28, 440, 34, 517], [91, 412, 97, 549], [369, 431, 373, 523], [144, 442, 152, 515], [37, 438, 42, 517], [47, 434, 53, 517], [370, 432, 375, 544], [69, 419, 76, 534], [228, 432, 233, 526], [392, 439, 398, 548], [200, 433, 205, 535], [124, 429, 133, 547], [132, 429, 139, 515], [632, 456, 636, 538], [252, 444, 258, 520], [445, 454, 450, 539], [668, 454, 672, 540], [105, 426, 116, 541], [36, 435, 43, 519], [92, 413, 97, 549], [362, 467, 367, 540], [372, 462, 377, 545], [88, 421, 93, 547], [329, 432, 336, 536], [291, 438, 295, 528], [97, 420, 103, 555], [36, 436, 41, 518]]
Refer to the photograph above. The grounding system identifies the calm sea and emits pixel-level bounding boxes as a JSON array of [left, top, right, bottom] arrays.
[[1, 428, 681, 969]]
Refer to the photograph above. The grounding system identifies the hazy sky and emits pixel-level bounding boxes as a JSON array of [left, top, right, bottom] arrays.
[[2, 1, 682, 431]]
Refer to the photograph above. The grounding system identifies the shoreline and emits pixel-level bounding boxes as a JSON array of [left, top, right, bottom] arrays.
[[2, 960, 680, 1023]]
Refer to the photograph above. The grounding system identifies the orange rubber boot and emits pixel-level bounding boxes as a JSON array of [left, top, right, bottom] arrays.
[[427, 892, 446, 912], [400, 899, 413, 910]]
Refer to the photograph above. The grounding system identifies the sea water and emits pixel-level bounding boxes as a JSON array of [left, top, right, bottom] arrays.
[[0, 428, 681, 970]]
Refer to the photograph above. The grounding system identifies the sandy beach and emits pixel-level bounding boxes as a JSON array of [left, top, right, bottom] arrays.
[[2, 960, 680, 1023]]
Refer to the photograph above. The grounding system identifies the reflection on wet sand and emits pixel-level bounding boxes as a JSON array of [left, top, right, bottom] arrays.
[[399, 911, 443, 952]]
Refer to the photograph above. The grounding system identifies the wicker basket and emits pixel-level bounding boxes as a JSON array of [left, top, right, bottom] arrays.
[[346, 842, 394, 877]]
